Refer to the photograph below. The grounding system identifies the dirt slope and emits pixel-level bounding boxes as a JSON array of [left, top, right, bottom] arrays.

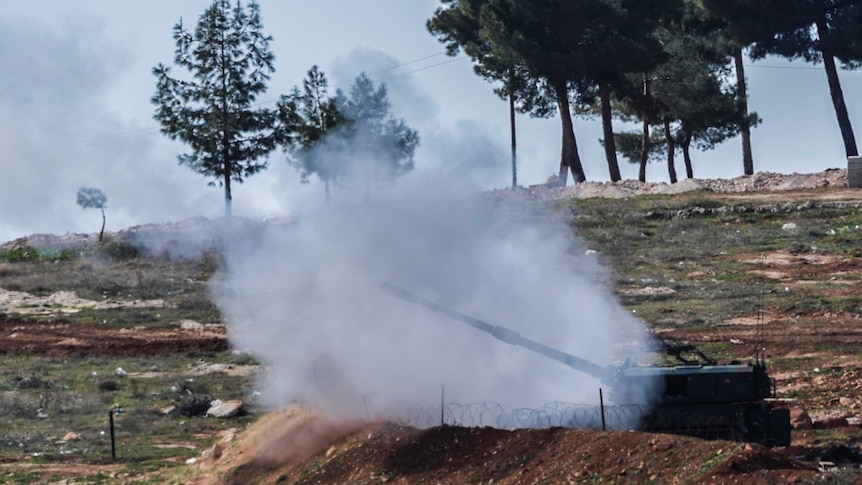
[[188, 406, 820, 485]]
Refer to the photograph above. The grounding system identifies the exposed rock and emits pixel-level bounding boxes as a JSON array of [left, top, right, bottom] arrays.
[[814, 416, 849, 429], [489, 168, 851, 203], [180, 320, 206, 331], [0, 288, 170, 316], [617, 286, 676, 297], [201, 442, 224, 464], [159, 405, 180, 416], [206, 399, 244, 418], [790, 407, 813, 430]]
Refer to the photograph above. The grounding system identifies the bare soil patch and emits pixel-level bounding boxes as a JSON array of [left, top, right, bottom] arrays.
[[0, 318, 227, 357]]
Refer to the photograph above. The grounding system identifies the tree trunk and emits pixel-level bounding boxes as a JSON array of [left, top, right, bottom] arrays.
[[510, 92, 517, 188], [599, 84, 621, 182], [223, 131, 232, 219], [733, 47, 755, 175], [682, 133, 694, 179], [99, 207, 106, 242], [639, 118, 649, 183], [664, 119, 677, 184], [638, 75, 650, 183], [814, 11, 858, 157], [220, 36, 233, 219], [555, 81, 586, 185], [325, 179, 330, 204]]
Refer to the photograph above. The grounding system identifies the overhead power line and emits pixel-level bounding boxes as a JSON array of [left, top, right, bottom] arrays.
[[65, 51, 463, 147], [744, 63, 824, 71], [63, 55, 840, 147], [368, 51, 449, 76]]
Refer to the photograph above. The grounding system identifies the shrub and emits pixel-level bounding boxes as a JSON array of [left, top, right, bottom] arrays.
[[0, 248, 40, 263], [97, 380, 119, 392], [14, 374, 52, 390], [99, 241, 140, 261]]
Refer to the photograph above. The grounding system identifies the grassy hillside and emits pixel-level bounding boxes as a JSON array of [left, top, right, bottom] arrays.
[[1, 187, 862, 483]]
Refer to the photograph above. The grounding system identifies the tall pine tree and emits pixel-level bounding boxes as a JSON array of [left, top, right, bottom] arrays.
[[428, 0, 538, 187], [698, 0, 799, 174], [336, 74, 419, 202], [152, 0, 278, 217], [749, 0, 859, 157], [277, 66, 344, 203]]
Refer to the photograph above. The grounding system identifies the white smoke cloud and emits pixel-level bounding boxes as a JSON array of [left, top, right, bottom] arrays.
[[214, 196, 656, 418], [206, 46, 658, 421], [0, 14, 225, 243]]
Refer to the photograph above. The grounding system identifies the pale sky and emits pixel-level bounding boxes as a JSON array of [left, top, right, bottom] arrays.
[[1, 1, 860, 242]]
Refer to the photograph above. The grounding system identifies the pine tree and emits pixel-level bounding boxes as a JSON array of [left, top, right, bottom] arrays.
[[748, 0, 860, 157], [698, 0, 796, 174], [335, 74, 419, 202], [430, 1, 678, 184], [152, 0, 278, 217], [278, 66, 344, 203], [428, 1, 534, 186], [649, 8, 755, 182], [278, 72, 418, 203]]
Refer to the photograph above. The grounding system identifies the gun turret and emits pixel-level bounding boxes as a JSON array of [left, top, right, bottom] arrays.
[[381, 283, 614, 384]]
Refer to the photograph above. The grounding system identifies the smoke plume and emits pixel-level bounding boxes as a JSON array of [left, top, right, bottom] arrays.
[[213, 194, 657, 419]]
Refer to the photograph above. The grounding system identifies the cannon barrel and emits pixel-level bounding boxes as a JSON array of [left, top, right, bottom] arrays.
[[381, 283, 613, 383]]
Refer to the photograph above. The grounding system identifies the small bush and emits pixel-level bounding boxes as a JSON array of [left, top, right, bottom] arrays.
[[14, 374, 52, 390], [689, 199, 724, 209], [0, 247, 40, 263], [97, 380, 119, 392], [99, 241, 140, 261], [171, 379, 213, 417], [229, 352, 260, 366]]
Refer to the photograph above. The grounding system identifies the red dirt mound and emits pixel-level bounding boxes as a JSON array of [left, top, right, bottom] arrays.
[[189, 406, 821, 484]]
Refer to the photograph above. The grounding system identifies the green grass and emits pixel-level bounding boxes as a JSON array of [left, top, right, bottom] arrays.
[[0, 351, 257, 479], [0, 244, 243, 478], [0, 248, 222, 326]]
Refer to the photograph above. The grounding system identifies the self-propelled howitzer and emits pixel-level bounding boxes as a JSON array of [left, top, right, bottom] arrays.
[[381, 283, 790, 446]]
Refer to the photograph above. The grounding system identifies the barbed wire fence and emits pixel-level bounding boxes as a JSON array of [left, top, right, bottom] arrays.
[[368, 396, 744, 441], [377, 400, 646, 431], [288, 388, 744, 441]]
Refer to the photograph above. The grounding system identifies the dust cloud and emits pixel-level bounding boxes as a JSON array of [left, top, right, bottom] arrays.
[[213, 192, 657, 420]]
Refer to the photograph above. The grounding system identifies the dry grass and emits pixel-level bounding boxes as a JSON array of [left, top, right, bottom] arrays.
[[0, 263, 18, 278]]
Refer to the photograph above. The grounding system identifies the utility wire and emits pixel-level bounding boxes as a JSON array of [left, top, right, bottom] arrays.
[[744, 63, 826, 71], [368, 51, 448, 76], [61, 51, 461, 147], [61, 56, 836, 147], [252, 52, 459, 107]]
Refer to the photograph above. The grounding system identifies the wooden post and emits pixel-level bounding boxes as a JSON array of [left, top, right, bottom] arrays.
[[440, 386, 445, 426], [109, 410, 116, 460], [599, 388, 606, 431]]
